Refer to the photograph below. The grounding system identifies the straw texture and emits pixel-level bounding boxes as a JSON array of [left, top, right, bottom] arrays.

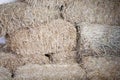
[[0, 2, 60, 36], [0, 67, 12, 80], [78, 23, 120, 56], [14, 64, 86, 80], [83, 56, 120, 80], [6, 19, 76, 56], [63, 0, 120, 25]]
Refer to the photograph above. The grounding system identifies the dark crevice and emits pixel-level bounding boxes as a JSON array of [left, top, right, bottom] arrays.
[[11, 70, 15, 78], [59, 5, 65, 19], [63, 20, 83, 64], [76, 34, 90, 80], [60, 13, 64, 19], [59, 5, 64, 11], [74, 23, 82, 64], [45, 53, 54, 63], [11, 73, 15, 78]]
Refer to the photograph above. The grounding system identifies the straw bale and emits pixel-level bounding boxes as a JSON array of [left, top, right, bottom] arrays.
[[0, 67, 12, 80], [7, 19, 76, 56], [14, 64, 86, 80], [78, 23, 120, 56], [0, 51, 23, 72], [82, 56, 120, 80], [0, 1, 60, 37], [63, 0, 120, 26]]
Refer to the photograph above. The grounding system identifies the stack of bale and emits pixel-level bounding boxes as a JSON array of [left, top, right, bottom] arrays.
[[0, 0, 61, 36], [0, 0, 84, 80], [63, 0, 120, 79], [0, 0, 120, 80]]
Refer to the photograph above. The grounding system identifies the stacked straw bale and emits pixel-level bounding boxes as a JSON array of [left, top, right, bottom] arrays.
[[63, 0, 120, 25], [77, 23, 120, 56], [0, 1, 60, 37], [14, 64, 86, 80], [0, 0, 119, 80], [6, 19, 76, 64], [82, 56, 120, 80]]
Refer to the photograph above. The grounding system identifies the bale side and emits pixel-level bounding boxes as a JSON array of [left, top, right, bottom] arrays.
[[0, 2, 60, 36], [63, 0, 120, 26], [14, 64, 86, 80], [6, 19, 76, 57], [78, 23, 120, 56], [82, 56, 120, 80]]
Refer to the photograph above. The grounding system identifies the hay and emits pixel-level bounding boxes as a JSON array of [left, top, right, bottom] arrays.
[[0, 67, 12, 80], [6, 19, 76, 57], [63, 0, 120, 26], [82, 56, 120, 80], [78, 23, 120, 56], [14, 64, 86, 80], [0, 49, 49, 72], [21, 54, 50, 65], [0, 51, 24, 72], [0, 1, 60, 36], [51, 51, 77, 64], [20, 51, 76, 65], [23, 0, 73, 9]]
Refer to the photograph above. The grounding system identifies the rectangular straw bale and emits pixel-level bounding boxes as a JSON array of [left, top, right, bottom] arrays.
[[14, 64, 86, 80], [0, 1, 60, 36], [78, 23, 120, 57], [82, 56, 120, 80], [63, 0, 120, 26], [6, 19, 76, 57]]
